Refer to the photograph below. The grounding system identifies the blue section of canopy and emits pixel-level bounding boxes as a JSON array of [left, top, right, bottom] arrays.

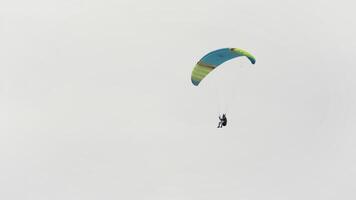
[[199, 48, 240, 67]]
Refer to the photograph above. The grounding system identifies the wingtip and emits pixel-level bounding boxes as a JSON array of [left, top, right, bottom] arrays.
[[191, 79, 200, 86]]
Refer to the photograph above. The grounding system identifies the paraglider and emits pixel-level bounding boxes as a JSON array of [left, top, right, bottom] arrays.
[[218, 114, 227, 128], [191, 48, 256, 128]]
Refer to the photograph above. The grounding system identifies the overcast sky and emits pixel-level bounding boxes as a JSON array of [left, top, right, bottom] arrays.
[[1, 0, 356, 199]]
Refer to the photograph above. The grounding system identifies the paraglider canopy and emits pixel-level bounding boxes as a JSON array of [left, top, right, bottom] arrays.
[[191, 48, 256, 86]]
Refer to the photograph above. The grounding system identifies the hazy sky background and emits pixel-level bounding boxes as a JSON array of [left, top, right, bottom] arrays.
[[1, 0, 356, 199]]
